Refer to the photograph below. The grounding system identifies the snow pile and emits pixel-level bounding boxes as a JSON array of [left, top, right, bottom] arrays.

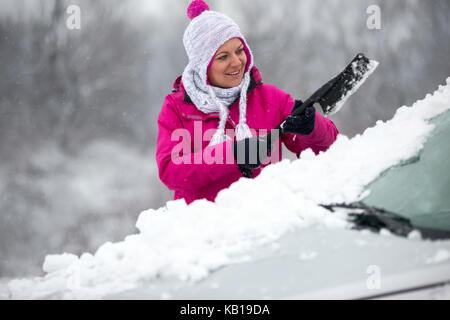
[[7, 78, 450, 300]]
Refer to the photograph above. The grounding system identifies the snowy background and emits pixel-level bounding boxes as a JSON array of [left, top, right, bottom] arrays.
[[0, 0, 450, 280]]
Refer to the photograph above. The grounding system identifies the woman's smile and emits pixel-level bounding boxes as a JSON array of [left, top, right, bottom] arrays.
[[225, 69, 241, 76]]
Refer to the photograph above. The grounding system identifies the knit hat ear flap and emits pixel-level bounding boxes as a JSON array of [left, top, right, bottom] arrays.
[[207, 86, 232, 147], [207, 72, 253, 147], [234, 73, 253, 141], [187, 0, 210, 20]]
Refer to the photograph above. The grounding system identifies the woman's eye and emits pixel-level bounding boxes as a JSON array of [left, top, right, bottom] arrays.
[[217, 49, 243, 60]]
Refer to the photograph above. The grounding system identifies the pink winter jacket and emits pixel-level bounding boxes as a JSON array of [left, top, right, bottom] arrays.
[[156, 66, 339, 204]]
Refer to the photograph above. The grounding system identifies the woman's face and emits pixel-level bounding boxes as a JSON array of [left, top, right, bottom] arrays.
[[207, 38, 248, 89]]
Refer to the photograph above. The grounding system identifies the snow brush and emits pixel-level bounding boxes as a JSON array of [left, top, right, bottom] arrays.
[[278, 53, 379, 131]]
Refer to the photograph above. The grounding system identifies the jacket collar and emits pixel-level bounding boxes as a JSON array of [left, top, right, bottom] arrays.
[[172, 66, 263, 105]]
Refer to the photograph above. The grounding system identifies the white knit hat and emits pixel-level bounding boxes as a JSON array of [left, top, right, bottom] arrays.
[[182, 0, 254, 146]]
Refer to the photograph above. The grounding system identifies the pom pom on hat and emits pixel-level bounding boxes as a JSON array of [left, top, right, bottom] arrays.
[[187, 0, 210, 20]]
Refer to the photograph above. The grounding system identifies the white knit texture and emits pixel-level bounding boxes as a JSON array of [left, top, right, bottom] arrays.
[[182, 10, 254, 146]]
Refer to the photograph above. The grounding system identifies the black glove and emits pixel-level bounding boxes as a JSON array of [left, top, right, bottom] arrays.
[[282, 100, 316, 135], [233, 132, 277, 178]]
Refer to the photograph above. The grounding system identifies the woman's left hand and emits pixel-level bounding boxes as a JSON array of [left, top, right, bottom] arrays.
[[282, 105, 316, 135]]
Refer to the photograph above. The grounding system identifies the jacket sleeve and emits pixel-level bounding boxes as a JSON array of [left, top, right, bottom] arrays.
[[156, 95, 242, 192], [279, 89, 339, 158]]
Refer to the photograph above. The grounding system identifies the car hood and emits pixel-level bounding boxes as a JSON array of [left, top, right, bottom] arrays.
[[7, 78, 450, 300], [107, 225, 450, 300]]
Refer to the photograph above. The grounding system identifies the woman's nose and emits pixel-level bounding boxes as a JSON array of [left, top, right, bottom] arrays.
[[230, 54, 242, 67]]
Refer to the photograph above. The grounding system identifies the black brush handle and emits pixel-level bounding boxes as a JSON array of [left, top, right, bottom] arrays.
[[274, 72, 341, 133], [275, 53, 369, 132]]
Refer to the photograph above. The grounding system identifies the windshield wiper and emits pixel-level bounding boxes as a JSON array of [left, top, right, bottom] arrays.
[[321, 202, 450, 240]]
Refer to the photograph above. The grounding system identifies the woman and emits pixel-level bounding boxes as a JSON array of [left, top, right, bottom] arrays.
[[156, 0, 339, 204]]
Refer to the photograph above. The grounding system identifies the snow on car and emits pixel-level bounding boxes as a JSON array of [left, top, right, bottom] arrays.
[[6, 78, 450, 300]]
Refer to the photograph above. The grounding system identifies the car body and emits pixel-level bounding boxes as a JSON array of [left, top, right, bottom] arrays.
[[7, 83, 450, 301], [107, 110, 450, 300]]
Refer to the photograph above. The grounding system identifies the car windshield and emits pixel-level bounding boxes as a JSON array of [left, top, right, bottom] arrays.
[[362, 110, 450, 232]]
